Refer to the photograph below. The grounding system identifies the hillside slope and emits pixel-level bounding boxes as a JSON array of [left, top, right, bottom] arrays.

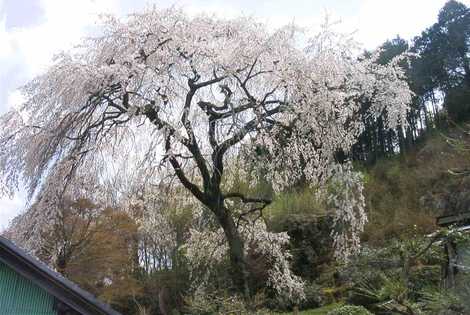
[[363, 124, 470, 243]]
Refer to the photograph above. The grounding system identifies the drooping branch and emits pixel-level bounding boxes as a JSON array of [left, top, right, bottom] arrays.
[[223, 192, 271, 205], [218, 104, 285, 154], [209, 103, 285, 188], [223, 192, 272, 226]]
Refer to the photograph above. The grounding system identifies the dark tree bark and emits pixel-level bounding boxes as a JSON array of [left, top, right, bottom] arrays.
[[213, 205, 251, 297]]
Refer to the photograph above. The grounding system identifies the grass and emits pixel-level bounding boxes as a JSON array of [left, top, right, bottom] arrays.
[[278, 303, 343, 315]]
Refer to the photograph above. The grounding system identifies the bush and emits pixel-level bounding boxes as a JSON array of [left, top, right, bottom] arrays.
[[298, 282, 323, 309], [184, 290, 270, 315], [326, 305, 373, 315], [184, 292, 247, 315], [269, 214, 334, 281]]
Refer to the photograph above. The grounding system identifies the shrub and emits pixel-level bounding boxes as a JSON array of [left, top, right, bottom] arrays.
[[298, 282, 323, 309], [326, 305, 373, 315], [184, 292, 247, 315], [183, 290, 270, 315]]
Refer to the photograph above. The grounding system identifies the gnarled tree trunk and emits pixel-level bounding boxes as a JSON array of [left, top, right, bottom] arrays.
[[213, 205, 251, 299]]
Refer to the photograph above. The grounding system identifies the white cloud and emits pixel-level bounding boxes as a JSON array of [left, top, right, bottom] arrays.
[[354, 0, 470, 49], [0, 15, 14, 58], [3, 0, 121, 77]]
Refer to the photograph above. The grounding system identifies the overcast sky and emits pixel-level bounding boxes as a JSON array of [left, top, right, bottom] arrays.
[[1, 0, 469, 230]]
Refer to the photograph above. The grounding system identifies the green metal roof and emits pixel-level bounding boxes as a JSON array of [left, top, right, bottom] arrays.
[[0, 260, 56, 315], [0, 236, 122, 315]]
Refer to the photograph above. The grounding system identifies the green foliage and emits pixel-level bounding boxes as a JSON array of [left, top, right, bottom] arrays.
[[343, 233, 447, 314], [419, 287, 468, 314], [266, 187, 326, 223], [183, 291, 269, 315], [377, 36, 409, 66], [277, 215, 334, 282], [184, 292, 247, 315], [298, 282, 325, 310], [445, 86, 470, 122], [408, 0, 470, 130], [353, 273, 422, 314], [326, 305, 372, 315], [279, 303, 343, 315]]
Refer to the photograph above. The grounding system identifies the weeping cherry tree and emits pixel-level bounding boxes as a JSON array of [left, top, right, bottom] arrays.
[[0, 8, 412, 298]]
